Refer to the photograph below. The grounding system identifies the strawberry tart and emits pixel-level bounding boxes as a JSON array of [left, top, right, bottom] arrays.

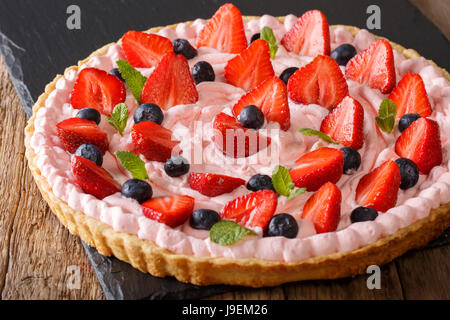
[[25, 3, 450, 287]]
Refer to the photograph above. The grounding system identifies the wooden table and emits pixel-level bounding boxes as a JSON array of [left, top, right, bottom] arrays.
[[0, 0, 449, 300]]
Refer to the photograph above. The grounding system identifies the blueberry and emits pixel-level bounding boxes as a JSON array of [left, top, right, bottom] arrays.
[[192, 61, 215, 84], [75, 144, 103, 166], [279, 67, 299, 85], [164, 156, 190, 177], [350, 207, 378, 223], [109, 68, 125, 83], [239, 105, 265, 130], [121, 179, 153, 204], [341, 147, 361, 175], [395, 158, 419, 190], [247, 174, 274, 192], [190, 209, 221, 230], [250, 33, 261, 43], [330, 44, 357, 66], [265, 214, 299, 239], [398, 113, 421, 133], [134, 103, 164, 125], [77, 108, 101, 125], [173, 38, 198, 60]]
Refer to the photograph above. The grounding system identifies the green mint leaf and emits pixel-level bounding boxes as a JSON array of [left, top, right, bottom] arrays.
[[107, 103, 129, 136], [210, 221, 257, 246], [298, 128, 339, 145], [287, 188, 306, 200], [261, 26, 278, 59], [376, 99, 397, 133], [272, 165, 294, 197], [115, 151, 149, 180], [116, 59, 147, 103]]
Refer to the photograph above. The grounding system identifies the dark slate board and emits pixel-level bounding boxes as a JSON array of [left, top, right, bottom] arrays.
[[0, 0, 449, 300]]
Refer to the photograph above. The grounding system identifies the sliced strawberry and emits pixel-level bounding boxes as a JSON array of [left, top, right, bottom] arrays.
[[140, 52, 199, 109], [281, 10, 330, 57], [345, 39, 396, 94], [289, 147, 344, 192], [56, 118, 109, 154], [287, 55, 348, 109], [355, 160, 401, 212], [196, 3, 247, 54], [232, 76, 290, 130], [224, 39, 275, 92], [189, 173, 246, 197], [131, 120, 180, 162], [71, 156, 120, 200], [142, 195, 195, 228], [220, 190, 277, 230], [70, 68, 126, 115], [301, 182, 341, 234], [320, 96, 365, 150], [395, 117, 442, 174], [122, 30, 173, 68], [388, 73, 432, 119]]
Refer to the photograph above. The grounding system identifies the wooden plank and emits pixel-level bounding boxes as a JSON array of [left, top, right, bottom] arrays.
[[410, 0, 450, 40]]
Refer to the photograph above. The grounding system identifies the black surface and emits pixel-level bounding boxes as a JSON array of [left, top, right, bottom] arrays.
[[0, 0, 449, 300]]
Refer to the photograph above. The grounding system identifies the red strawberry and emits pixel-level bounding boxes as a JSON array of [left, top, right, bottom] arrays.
[[56, 118, 109, 154], [287, 55, 348, 109], [281, 10, 330, 57], [196, 3, 247, 54], [232, 76, 290, 131], [140, 52, 199, 109], [71, 156, 121, 200], [355, 160, 401, 212], [122, 30, 173, 68], [395, 117, 442, 174], [345, 39, 396, 94], [142, 195, 195, 228], [289, 147, 344, 192], [388, 72, 432, 119], [220, 190, 278, 230], [70, 68, 126, 115], [224, 39, 275, 91], [131, 120, 180, 162], [212, 112, 271, 158], [320, 96, 365, 150], [189, 173, 246, 197], [301, 182, 341, 234]]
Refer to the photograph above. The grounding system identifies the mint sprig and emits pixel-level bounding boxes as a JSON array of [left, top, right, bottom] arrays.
[[298, 128, 339, 145], [210, 221, 257, 246], [107, 103, 129, 136], [272, 165, 306, 199], [115, 151, 149, 180], [261, 26, 278, 59], [116, 59, 147, 103], [376, 99, 397, 133]]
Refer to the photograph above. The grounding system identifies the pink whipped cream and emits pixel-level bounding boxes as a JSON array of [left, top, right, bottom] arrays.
[[30, 15, 450, 261]]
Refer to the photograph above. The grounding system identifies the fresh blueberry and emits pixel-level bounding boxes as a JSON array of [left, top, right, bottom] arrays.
[[239, 105, 265, 130], [192, 61, 215, 84], [109, 68, 125, 83], [279, 67, 299, 85], [398, 113, 421, 133], [250, 33, 261, 43], [247, 174, 275, 192], [134, 103, 164, 125], [350, 207, 378, 223], [395, 158, 419, 190], [164, 156, 190, 177], [190, 209, 221, 230], [75, 144, 103, 166], [77, 108, 101, 125], [330, 44, 357, 66], [121, 179, 153, 204], [265, 214, 299, 239], [173, 38, 198, 60], [341, 147, 361, 175]]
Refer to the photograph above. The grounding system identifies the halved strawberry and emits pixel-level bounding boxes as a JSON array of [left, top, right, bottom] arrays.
[[122, 30, 173, 68], [140, 52, 199, 109], [142, 195, 195, 228], [281, 10, 330, 57], [301, 182, 341, 234], [320, 96, 365, 150], [287, 55, 348, 109], [224, 39, 275, 92], [395, 117, 442, 174], [289, 147, 344, 192], [345, 39, 396, 94], [388, 72, 432, 119], [232, 76, 290, 131], [189, 173, 246, 197], [70, 68, 126, 115], [131, 120, 180, 162], [220, 190, 277, 230], [56, 118, 109, 154], [196, 3, 247, 54], [71, 156, 121, 200]]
